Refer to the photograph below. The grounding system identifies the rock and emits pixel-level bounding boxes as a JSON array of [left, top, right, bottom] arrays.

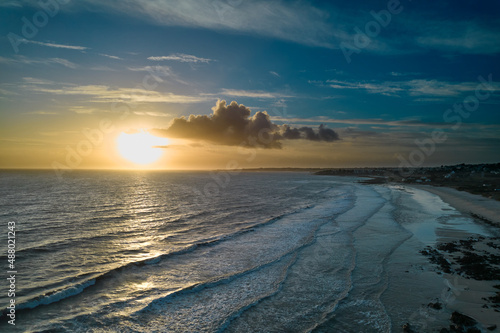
[[466, 328, 481, 333], [488, 291, 500, 307], [438, 242, 459, 253], [402, 322, 414, 333], [428, 301, 442, 310], [451, 311, 477, 327]]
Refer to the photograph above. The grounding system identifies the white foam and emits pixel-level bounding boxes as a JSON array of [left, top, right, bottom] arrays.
[[17, 279, 96, 311]]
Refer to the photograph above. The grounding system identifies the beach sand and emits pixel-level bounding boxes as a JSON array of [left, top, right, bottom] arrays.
[[406, 184, 500, 332], [410, 185, 500, 226]]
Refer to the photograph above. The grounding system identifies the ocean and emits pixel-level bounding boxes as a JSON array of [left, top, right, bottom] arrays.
[[0, 170, 496, 332]]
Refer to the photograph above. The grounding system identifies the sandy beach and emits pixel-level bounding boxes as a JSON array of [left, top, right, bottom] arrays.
[[409, 185, 500, 226], [404, 184, 500, 332]]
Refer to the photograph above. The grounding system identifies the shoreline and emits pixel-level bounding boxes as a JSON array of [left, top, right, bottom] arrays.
[[406, 184, 500, 227], [399, 184, 500, 332]]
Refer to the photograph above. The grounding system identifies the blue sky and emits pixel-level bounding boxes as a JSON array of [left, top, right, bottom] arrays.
[[1, 0, 499, 169]]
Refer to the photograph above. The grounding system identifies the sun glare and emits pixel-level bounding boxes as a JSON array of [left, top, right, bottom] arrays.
[[116, 131, 169, 165]]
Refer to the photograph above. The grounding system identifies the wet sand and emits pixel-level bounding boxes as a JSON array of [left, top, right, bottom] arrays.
[[409, 184, 500, 226], [406, 184, 500, 332]]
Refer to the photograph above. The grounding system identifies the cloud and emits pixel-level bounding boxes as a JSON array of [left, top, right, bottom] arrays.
[[20, 78, 294, 105], [22, 77, 58, 85], [327, 79, 403, 96], [99, 53, 122, 60], [89, 66, 118, 71], [21, 40, 89, 50], [78, 0, 339, 49], [270, 71, 280, 78], [322, 78, 500, 97], [133, 111, 171, 117], [26, 111, 58, 115], [152, 100, 340, 148], [148, 53, 213, 63], [414, 21, 500, 55], [0, 88, 19, 96], [0, 56, 77, 68], [218, 89, 292, 99], [128, 65, 172, 73], [127, 65, 189, 85], [67, 106, 106, 114], [8, 1, 499, 55], [48, 58, 78, 69], [390, 72, 420, 77], [24, 83, 210, 104], [270, 116, 500, 131]]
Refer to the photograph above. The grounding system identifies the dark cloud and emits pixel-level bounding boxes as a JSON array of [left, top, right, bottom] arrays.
[[304, 124, 339, 141], [152, 100, 340, 148], [280, 124, 302, 140]]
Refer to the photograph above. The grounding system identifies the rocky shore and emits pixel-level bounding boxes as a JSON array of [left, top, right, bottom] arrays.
[[416, 234, 500, 332]]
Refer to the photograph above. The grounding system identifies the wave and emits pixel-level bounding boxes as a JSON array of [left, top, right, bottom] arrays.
[[131, 221, 322, 317], [216, 198, 357, 332], [1, 278, 97, 317], [1, 204, 317, 315], [215, 252, 301, 333], [21, 279, 96, 311], [12, 233, 119, 257], [308, 186, 396, 332]]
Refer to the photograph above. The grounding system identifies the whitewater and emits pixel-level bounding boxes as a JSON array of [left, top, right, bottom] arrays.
[[0, 170, 495, 332]]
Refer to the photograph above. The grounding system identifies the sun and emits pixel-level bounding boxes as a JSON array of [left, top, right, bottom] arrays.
[[116, 130, 169, 165]]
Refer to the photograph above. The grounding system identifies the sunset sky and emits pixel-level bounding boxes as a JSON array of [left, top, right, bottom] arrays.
[[1, 0, 499, 171]]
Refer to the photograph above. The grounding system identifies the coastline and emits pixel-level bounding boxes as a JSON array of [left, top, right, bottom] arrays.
[[400, 183, 500, 332], [407, 184, 500, 226]]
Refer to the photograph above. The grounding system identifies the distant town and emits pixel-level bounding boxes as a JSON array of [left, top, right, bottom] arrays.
[[315, 163, 500, 201], [238, 163, 500, 201]]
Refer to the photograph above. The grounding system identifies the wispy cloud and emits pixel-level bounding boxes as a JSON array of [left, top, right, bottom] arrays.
[[26, 111, 59, 115], [326, 80, 403, 96], [9, 1, 499, 56], [21, 39, 89, 50], [98, 53, 122, 60], [321, 79, 500, 97], [100, 1, 500, 54], [19, 78, 290, 104], [127, 65, 189, 85], [25, 84, 210, 104], [128, 65, 173, 74], [414, 21, 500, 55], [0, 56, 77, 68], [271, 116, 500, 131], [405, 80, 477, 96], [0, 88, 19, 96], [89, 66, 118, 71], [148, 53, 213, 63], [133, 111, 171, 117], [218, 89, 293, 99], [48, 58, 78, 69], [22, 77, 56, 85], [390, 72, 420, 77], [68, 106, 106, 114], [81, 0, 340, 49], [270, 71, 280, 78]]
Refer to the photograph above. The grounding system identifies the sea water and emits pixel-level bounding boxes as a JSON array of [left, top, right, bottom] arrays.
[[0, 171, 496, 332]]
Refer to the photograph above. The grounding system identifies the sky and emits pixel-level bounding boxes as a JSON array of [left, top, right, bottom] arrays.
[[1, 0, 499, 171]]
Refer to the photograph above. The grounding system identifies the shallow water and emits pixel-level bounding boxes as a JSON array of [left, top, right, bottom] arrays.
[[0, 171, 496, 332]]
